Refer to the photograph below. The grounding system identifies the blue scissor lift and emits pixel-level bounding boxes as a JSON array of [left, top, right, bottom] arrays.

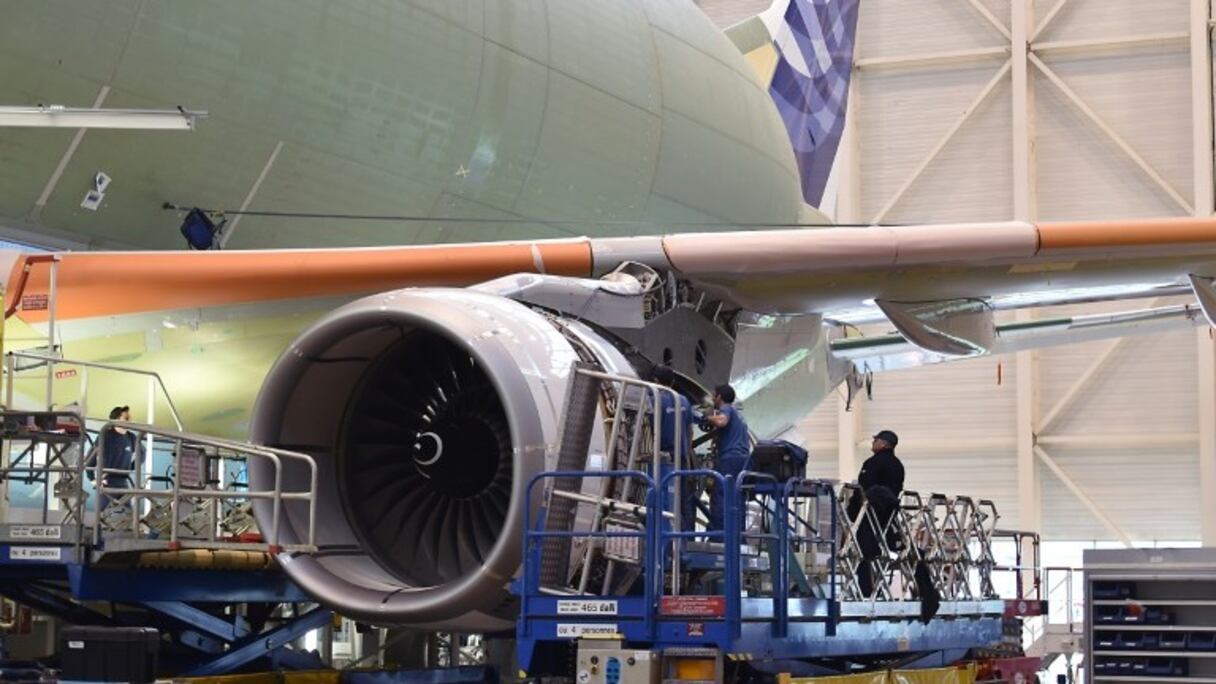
[[514, 366, 1026, 681], [0, 407, 329, 676]]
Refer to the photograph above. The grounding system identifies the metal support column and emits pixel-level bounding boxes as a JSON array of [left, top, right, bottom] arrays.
[[1193, 0, 1216, 545], [837, 391, 861, 482]]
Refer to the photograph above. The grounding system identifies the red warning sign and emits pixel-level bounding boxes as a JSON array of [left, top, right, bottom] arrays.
[[1003, 599, 1047, 618], [660, 596, 725, 617], [686, 622, 705, 636], [21, 294, 48, 311]]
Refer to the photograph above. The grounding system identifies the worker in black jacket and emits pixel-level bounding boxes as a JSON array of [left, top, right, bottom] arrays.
[[848, 430, 940, 621], [849, 430, 904, 599], [859, 429, 904, 494]]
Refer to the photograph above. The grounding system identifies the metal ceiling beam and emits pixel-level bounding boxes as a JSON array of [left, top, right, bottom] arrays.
[[1029, 52, 1193, 213], [1191, 0, 1216, 546], [1037, 338, 1123, 434], [1034, 445, 1133, 547], [0, 105, 205, 130], [886, 433, 1200, 452], [837, 392, 862, 482], [218, 140, 285, 249], [1031, 0, 1071, 42], [1197, 329, 1216, 544], [1037, 433, 1198, 448], [30, 86, 110, 223], [960, 0, 1012, 41], [1013, 2, 1040, 535], [1032, 31, 1190, 56], [873, 59, 1012, 223], [855, 46, 1009, 71], [1016, 318, 1041, 532]]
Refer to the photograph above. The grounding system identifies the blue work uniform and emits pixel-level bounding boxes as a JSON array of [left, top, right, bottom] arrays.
[[658, 392, 696, 466], [99, 428, 138, 509], [658, 392, 701, 529], [707, 404, 750, 531]]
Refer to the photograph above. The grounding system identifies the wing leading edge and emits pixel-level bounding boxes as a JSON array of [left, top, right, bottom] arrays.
[[6, 217, 1216, 332]]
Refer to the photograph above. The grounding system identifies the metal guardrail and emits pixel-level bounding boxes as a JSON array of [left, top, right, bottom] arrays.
[[522, 470, 660, 635], [0, 412, 90, 544], [5, 351, 185, 431], [92, 421, 317, 552]]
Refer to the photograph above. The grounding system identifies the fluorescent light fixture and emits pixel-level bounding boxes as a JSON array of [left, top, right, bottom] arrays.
[[0, 105, 206, 130]]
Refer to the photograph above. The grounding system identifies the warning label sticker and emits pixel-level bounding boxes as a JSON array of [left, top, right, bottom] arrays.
[[557, 600, 617, 616], [10, 547, 61, 562], [10, 525, 61, 540], [21, 294, 48, 312], [660, 595, 726, 617], [555, 623, 619, 639]]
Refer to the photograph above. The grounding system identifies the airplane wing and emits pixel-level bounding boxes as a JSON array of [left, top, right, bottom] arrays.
[[7, 216, 1216, 362], [8, 216, 1216, 323]]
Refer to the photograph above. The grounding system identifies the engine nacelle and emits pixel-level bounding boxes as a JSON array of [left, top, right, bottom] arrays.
[[248, 288, 631, 630]]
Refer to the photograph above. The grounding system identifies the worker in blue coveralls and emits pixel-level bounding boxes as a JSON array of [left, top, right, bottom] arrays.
[[651, 365, 701, 530], [704, 384, 750, 531], [99, 405, 139, 511]]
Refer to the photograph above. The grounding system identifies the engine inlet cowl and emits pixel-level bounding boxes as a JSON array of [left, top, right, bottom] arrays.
[[248, 288, 583, 628]]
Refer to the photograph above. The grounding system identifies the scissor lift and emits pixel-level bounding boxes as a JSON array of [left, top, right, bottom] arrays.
[[0, 349, 327, 676], [514, 367, 1043, 682]]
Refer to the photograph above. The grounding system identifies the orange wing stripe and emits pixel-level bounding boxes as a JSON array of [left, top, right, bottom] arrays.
[[1037, 217, 1216, 251], [9, 241, 592, 322]]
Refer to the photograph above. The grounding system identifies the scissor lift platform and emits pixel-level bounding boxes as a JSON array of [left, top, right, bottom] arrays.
[[515, 469, 1019, 679], [0, 409, 327, 676]]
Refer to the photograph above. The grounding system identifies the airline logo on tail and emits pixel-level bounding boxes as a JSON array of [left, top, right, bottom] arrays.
[[760, 0, 861, 212]]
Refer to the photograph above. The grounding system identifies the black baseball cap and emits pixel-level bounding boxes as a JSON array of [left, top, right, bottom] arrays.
[[651, 364, 675, 386], [109, 405, 130, 420], [873, 429, 899, 446]]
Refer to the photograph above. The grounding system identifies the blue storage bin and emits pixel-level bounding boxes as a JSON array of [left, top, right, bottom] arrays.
[[1115, 632, 1143, 649], [1144, 658, 1188, 676], [1097, 606, 1125, 623], [1096, 633, 1120, 649], [1190, 632, 1216, 650], [1159, 632, 1188, 650], [1094, 582, 1134, 600], [1144, 607, 1174, 625]]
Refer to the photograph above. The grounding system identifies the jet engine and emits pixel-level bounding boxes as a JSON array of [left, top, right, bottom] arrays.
[[247, 286, 636, 630]]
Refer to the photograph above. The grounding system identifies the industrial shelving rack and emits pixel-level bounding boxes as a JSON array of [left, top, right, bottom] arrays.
[[1085, 548, 1216, 684]]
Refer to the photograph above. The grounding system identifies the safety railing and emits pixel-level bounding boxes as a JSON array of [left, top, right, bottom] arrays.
[[1043, 565, 1082, 630], [659, 468, 728, 598], [0, 411, 90, 546], [674, 472, 839, 639], [522, 467, 841, 642], [522, 470, 659, 636], [5, 351, 185, 431], [92, 421, 317, 552], [555, 367, 692, 596], [572, 366, 690, 486], [837, 485, 1029, 604]]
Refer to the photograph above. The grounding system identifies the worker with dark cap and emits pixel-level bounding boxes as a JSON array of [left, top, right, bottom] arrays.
[[98, 405, 139, 511], [651, 365, 701, 529], [847, 429, 938, 621], [704, 384, 750, 531], [849, 429, 904, 599], [859, 429, 905, 495]]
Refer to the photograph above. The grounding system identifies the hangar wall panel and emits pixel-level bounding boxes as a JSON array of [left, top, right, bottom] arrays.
[[833, 0, 1205, 541]]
